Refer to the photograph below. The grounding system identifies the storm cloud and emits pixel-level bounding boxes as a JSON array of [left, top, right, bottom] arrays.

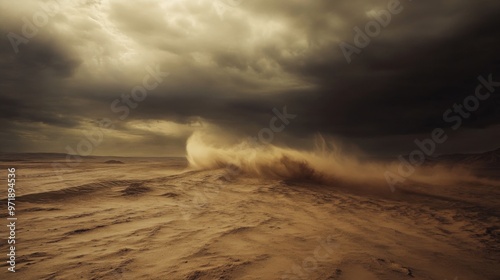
[[1, 0, 499, 156]]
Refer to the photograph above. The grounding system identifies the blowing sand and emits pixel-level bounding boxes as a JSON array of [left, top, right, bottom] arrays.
[[0, 155, 499, 279]]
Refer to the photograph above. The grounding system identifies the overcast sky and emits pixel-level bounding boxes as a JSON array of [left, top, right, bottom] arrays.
[[1, 0, 499, 156]]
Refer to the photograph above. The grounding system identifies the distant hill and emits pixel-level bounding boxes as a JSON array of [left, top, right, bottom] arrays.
[[104, 160, 124, 164]]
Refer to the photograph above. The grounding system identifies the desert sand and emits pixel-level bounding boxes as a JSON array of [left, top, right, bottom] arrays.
[[0, 154, 499, 280]]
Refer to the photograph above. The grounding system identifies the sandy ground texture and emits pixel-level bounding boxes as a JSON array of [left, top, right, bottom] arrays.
[[0, 155, 499, 280]]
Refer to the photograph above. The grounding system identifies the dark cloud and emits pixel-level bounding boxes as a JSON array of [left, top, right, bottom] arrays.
[[1, 0, 499, 156]]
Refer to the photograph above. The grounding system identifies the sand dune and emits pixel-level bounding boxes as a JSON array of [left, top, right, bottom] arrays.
[[0, 155, 499, 279]]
